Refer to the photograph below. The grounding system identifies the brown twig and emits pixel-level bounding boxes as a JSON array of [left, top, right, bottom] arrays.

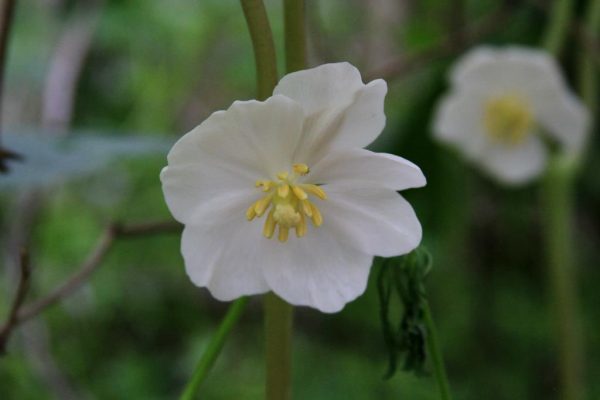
[[0, 249, 31, 354], [0, 219, 181, 354], [365, 4, 512, 82], [0, 0, 21, 173]]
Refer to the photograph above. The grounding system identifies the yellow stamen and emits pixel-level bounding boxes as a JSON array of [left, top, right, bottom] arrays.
[[292, 185, 307, 200], [278, 226, 289, 242], [247, 163, 327, 243], [295, 213, 307, 238], [246, 204, 257, 221], [301, 199, 313, 217], [263, 209, 276, 239], [293, 163, 310, 175], [483, 94, 533, 146], [254, 194, 273, 217], [310, 202, 323, 226], [301, 184, 327, 200], [278, 183, 290, 198]]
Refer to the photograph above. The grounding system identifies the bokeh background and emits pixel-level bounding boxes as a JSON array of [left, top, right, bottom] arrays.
[[0, 0, 598, 399]]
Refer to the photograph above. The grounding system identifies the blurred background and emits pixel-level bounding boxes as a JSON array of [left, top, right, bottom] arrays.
[[0, 0, 598, 399]]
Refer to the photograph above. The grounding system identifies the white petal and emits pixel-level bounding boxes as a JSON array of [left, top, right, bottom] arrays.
[[259, 228, 373, 313], [274, 63, 388, 163], [476, 135, 547, 185], [432, 89, 489, 158], [309, 148, 426, 190], [274, 62, 365, 115], [451, 46, 564, 93], [531, 91, 590, 153], [161, 95, 305, 223], [182, 216, 270, 301], [317, 186, 422, 258]]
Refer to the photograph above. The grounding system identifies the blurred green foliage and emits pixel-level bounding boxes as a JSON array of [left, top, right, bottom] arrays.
[[1, 0, 598, 399]]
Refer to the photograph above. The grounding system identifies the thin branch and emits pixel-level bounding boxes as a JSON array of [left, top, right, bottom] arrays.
[[0, 219, 181, 354], [0, 249, 31, 354], [0, 0, 21, 173], [365, 4, 512, 82]]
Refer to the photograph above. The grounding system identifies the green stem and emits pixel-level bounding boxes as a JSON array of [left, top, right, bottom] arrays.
[[541, 159, 583, 400], [578, 0, 600, 124], [180, 297, 249, 400], [540, 1, 588, 399], [240, 0, 278, 100], [264, 293, 293, 400], [542, 0, 574, 55], [424, 301, 452, 400], [283, 0, 306, 73]]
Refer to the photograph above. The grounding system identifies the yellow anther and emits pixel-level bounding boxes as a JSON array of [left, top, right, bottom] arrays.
[[247, 163, 327, 242], [310, 203, 323, 226], [301, 184, 327, 200], [254, 194, 273, 217], [277, 171, 289, 180], [278, 226, 289, 242], [293, 163, 310, 175], [301, 199, 313, 217], [291, 185, 308, 200], [278, 183, 290, 198], [295, 213, 307, 238], [246, 204, 257, 221], [263, 209, 276, 239], [484, 94, 533, 146]]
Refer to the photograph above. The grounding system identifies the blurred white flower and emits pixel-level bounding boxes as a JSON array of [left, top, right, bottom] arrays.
[[433, 46, 589, 185], [161, 63, 426, 313]]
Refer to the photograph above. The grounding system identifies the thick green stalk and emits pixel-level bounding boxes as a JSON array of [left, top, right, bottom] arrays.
[[578, 0, 600, 122], [541, 159, 583, 400], [541, 1, 586, 399], [264, 293, 293, 400], [180, 297, 249, 400], [240, 0, 278, 100], [424, 301, 452, 400], [543, 0, 574, 55], [283, 0, 306, 73]]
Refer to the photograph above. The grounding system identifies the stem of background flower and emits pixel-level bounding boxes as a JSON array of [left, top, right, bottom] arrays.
[[264, 293, 293, 400], [577, 0, 600, 120], [542, 0, 573, 55], [283, 0, 306, 73], [541, 1, 586, 399], [240, 0, 278, 101], [179, 297, 249, 400], [424, 300, 453, 400]]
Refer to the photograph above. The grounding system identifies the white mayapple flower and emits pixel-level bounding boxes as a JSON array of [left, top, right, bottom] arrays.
[[433, 46, 589, 185], [160, 62, 426, 313]]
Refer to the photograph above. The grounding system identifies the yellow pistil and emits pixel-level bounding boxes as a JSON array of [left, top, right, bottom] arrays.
[[246, 163, 327, 242], [483, 94, 533, 146]]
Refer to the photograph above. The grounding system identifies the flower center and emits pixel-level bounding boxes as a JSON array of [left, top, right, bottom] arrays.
[[246, 163, 327, 242], [483, 94, 533, 146]]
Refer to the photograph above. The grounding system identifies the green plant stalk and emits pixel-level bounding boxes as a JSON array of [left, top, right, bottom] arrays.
[[543, 0, 574, 55], [541, 158, 583, 400], [241, 0, 278, 100], [264, 293, 293, 400], [283, 0, 306, 73], [180, 297, 249, 400], [578, 0, 600, 122], [424, 301, 452, 400], [541, 0, 588, 399]]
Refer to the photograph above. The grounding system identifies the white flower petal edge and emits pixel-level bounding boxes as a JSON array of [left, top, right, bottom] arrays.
[[275, 63, 388, 162], [161, 95, 305, 224], [477, 135, 547, 185], [309, 148, 426, 191], [318, 186, 422, 258]]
